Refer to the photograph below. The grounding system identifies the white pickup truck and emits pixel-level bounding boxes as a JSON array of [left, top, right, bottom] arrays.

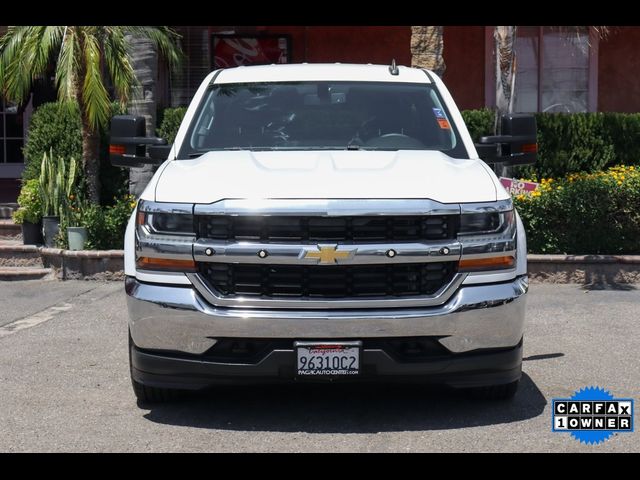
[[110, 63, 536, 404]]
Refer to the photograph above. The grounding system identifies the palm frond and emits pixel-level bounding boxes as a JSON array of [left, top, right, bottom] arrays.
[[0, 26, 40, 102], [0, 26, 30, 94], [55, 27, 80, 102], [122, 26, 183, 71], [81, 29, 111, 131], [102, 27, 135, 106], [27, 26, 65, 76]]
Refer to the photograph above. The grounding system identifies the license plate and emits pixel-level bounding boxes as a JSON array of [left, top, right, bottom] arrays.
[[295, 341, 361, 376]]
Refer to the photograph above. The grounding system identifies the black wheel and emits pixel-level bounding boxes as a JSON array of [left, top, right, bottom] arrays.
[[129, 332, 183, 404], [468, 380, 519, 401], [131, 377, 181, 404]]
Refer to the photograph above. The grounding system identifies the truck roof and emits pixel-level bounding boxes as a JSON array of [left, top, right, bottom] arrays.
[[213, 63, 433, 84]]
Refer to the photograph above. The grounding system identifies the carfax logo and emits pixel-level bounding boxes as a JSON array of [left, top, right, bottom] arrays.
[[552, 386, 634, 445]]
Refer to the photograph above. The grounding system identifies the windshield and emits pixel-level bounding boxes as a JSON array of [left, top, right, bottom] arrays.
[[180, 81, 466, 157]]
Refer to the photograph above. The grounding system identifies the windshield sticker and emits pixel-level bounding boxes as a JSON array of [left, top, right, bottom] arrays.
[[432, 107, 445, 119], [437, 118, 451, 129]]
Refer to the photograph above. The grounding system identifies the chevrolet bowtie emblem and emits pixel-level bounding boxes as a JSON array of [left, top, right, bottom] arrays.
[[304, 245, 353, 264]]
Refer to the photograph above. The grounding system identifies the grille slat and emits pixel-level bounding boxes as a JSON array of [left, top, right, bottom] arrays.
[[199, 263, 457, 299], [198, 215, 457, 243]]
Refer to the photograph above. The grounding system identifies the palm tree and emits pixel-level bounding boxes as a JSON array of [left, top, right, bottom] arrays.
[[410, 26, 445, 77], [0, 26, 181, 204], [494, 26, 517, 121], [127, 33, 161, 197]]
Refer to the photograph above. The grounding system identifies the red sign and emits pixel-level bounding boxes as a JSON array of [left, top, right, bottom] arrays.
[[500, 177, 539, 195], [213, 35, 290, 68]]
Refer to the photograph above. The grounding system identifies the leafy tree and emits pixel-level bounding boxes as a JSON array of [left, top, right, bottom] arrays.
[[0, 26, 181, 203]]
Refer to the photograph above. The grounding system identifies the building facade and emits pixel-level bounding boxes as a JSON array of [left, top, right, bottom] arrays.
[[2, 26, 640, 203]]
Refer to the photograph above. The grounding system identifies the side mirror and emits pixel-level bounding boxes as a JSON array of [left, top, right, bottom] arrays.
[[109, 115, 171, 168], [475, 114, 537, 166]]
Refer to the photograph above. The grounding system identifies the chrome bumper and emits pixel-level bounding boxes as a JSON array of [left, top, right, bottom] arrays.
[[126, 275, 527, 355]]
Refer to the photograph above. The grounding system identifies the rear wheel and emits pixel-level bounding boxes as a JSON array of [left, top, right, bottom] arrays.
[[129, 332, 184, 404], [468, 380, 519, 400]]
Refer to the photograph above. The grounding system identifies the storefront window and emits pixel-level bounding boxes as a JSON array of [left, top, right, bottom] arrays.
[[0, 99, 25, 164], [514, 27, 594, 113]]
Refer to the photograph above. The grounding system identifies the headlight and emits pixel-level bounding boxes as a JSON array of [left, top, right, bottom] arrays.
[[458, 202, 517, 272], [459, 210, 514, 235], [135, 200, 196, 272], [147, 212, 195, 235], [136, 200, 195, 236]]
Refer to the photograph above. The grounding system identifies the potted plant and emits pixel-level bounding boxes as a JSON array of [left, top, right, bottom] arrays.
[[66, 195, 88, 251], [39, 150, 77, 248], [12, 179, 44, 244]]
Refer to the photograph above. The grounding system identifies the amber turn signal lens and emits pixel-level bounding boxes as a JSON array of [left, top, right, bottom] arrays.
[[136, 257, 197, 272], [109, 144, 126, 155], [459, 256, 515, 272]]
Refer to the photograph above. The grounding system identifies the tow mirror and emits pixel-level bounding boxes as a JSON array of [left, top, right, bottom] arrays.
[[109, 115, 171, 168], [475, 114, 537, 166]]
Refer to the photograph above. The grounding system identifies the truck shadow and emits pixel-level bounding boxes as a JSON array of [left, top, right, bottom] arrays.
[[142, 372, 547, 433]]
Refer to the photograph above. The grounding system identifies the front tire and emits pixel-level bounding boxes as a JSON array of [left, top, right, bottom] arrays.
[[468, 380, 519, 400], [131, 377, 181, 404], [129, 332, 183, 404]]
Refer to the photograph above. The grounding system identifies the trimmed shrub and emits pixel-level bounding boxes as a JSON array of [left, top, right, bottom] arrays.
[[461, 110, 640, 180], [514, 166, 640, 254], [460, 109, 495, 144], [157, 107, 187, 144], [531, 113, 615, 178], [12, 179, 42, 224], [82, 194, 137, 250], [22, 103, 82, 181], [600, 113, 640, 166], [23, 101, 128, 205]]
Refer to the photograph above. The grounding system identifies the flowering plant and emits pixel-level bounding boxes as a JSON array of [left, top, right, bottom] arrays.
[[66, 193, 88, 227], [512, 165, 640, 254]]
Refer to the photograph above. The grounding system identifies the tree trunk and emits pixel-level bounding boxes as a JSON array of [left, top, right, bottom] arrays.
[[72, 35, 102, 206], [494, 26, 518, 177], [494, 26, 517, 122], [80, 116, 101, 204], [410, 26, 445, 77], [126, 34, 159, 197]]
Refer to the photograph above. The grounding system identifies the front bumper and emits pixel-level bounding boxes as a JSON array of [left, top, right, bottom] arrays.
[[127, 276, 526, 389], [126, 276, 528, 390], [131, 339, 523, 390], [127, 275, 527, 355]]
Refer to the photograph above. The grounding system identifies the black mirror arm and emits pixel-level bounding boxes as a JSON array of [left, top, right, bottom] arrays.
[[478, 134, 534, 144], [117, 154, 165, 167], [110, 136, 167, 146]]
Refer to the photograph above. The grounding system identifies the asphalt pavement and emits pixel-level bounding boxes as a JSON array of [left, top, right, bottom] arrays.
[[0, 280, 638, 452]]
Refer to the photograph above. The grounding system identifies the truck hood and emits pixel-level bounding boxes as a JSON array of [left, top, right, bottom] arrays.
[[153, 150, 499, 204]]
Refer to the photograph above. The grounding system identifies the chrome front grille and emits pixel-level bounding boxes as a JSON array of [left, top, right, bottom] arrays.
[[187, 199, 468, 309], [197, 215, 458, 243], [199, 262, 458, 299]]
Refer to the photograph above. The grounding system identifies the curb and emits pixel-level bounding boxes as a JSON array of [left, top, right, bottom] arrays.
[[528, 255, 640, 284], [39, 248, 124, 281], [12, 247, 640, 284]]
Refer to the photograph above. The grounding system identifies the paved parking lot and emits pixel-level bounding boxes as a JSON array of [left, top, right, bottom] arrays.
[[0, 280, 638, 452]]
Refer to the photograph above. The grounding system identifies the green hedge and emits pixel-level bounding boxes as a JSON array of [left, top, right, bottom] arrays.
[[157, 107, 187, 144], [514, 166, 640, 254], [461, 110, 640, 180], [81, 194, 136, 250], [22, 103, 82, 182], [23, 101, 128, 206], [460, 109, 495, 145]]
